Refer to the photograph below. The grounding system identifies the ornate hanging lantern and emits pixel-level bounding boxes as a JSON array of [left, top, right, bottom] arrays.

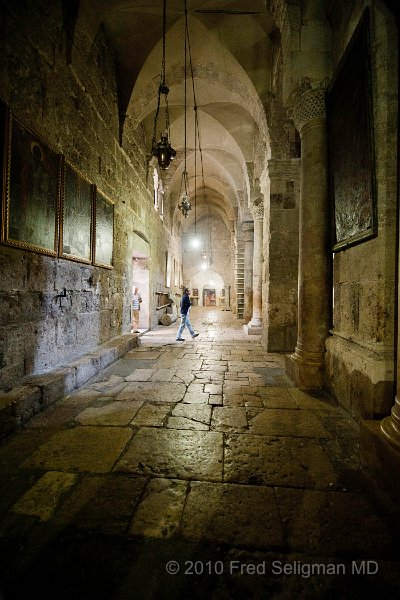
[[151, 0, 176, 170], [178, 170, 191, 218], [178, 0, 192, 217]]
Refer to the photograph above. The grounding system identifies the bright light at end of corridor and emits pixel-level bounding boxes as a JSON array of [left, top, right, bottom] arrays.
[[191, 237, 201, 248], [201, 262, 207, 270]]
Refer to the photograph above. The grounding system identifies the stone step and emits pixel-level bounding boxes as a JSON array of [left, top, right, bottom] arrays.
[[0, 333, 140, 438]]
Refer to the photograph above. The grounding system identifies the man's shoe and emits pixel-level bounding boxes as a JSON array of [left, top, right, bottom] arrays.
[[176, 338, 185, 341], [192, 333, 199, 339]]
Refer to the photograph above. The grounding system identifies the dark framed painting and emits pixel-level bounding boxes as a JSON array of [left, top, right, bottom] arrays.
[[327, 8, 377, 252], [94, 187, 114, 268], [1, 111, 61, 255], [60, 160, 93, 263]]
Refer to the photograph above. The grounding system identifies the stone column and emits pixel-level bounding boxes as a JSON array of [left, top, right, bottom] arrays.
[[246, 200, 263, 335], [381, 399, 400, 450], [286, 87, 330, 389], [242, 222, 254, 323], [261, 158, 300, 351]]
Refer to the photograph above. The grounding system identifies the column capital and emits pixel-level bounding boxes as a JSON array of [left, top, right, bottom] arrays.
[[250, 199, 264, 220], [289, 86, 326, 133]]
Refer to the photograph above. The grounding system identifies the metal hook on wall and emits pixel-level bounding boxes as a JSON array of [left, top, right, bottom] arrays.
[[54, 288, 68, 307]]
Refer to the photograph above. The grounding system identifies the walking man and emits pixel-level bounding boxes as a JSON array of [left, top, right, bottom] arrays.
[[176, 288, 199, 341], [131, 287, 142, 333]]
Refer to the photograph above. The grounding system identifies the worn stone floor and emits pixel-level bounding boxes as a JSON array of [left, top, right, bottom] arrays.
[[0, 308, 400, 599]]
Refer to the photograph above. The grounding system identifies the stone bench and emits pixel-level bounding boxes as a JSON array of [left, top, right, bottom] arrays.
[[0, 333, 140, 438]]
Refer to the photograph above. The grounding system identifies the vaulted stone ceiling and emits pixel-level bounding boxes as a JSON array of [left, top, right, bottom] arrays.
[[81, 0, 276, 231]]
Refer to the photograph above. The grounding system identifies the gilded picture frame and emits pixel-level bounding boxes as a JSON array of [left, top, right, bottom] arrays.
[[1, 110, 61, 256], [327, 9, 377, 252], [94, 187, 114, 268], [60, 160, 93, 263]]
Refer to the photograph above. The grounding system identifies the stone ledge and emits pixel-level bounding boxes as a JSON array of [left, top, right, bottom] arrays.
[[0, 333, 140, 439]]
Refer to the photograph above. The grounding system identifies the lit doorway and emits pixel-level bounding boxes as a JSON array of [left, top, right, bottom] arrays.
[[132, 253, 149, 332], [203, 288, 216, 306]]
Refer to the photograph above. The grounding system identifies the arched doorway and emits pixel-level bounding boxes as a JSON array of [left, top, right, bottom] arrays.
[[131, 233, 150, 332], [189, 269, 225, 308]]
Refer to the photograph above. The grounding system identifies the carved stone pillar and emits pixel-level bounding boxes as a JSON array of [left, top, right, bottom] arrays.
[[242, 222, 254, 323], [246, 200, 263, 335], [286, 88, 330, 389]]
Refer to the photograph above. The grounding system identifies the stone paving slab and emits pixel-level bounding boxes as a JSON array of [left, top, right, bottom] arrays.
[[114, 428, 223, 481], [317, 412, 360, 439], [257, 387, 299, 408], [153, 359, 204, 372], [289, 388, 338, 411], [243, 394, 264, 407], [175, 352, 199, 360], [125, 369, 155, 381], [224, 434, 338, 490], [116, 382, 186, 403], [209, 394, 223, 406], [88, 375, 127, 393], [248, 409, 331, 438], [180, 481, 284, 549], [253, 367, 293, 387], [171, 403, 212, 425], [193, 370, 225, 382], [131, 403, 173, 427], [275, 487, 399, 558], [183, 391, 210, 405], [211, 407, 248, 432], [22, 427, 133, 473], [172, 372, 196, 385], [203, 360, 228, 367], [99, 360, 158, 378], [186, 383, 205, 394], [220, 549, 400, 600], [149, 369, 176, 382], [61, 388, 102, 404], [76, 400, 143, 426], [223, 392, 245, 406], [27, 403, 83, 428], [0, 428, 55, 472], [125, 351, 161, 360], [57, 474, 147, 534], [204, 383, 223, 394], [167, 416, 209, 431], [12, 471, 77, 522], [129, 478, 188, 538]]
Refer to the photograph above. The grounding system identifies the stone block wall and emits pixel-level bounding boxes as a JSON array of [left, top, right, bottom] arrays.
[[325, 3, 397, 419], [0, 1, 178, 390]]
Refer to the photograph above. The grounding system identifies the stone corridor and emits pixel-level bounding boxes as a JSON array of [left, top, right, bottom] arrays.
[[0, 308, 400, 599]]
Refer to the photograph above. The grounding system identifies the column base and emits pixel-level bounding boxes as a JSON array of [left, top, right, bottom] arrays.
[[360, 419, 400, 502], [285, 349, 325, 391], [380, 396, 400, 449], [244, 319, 262, 335]]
